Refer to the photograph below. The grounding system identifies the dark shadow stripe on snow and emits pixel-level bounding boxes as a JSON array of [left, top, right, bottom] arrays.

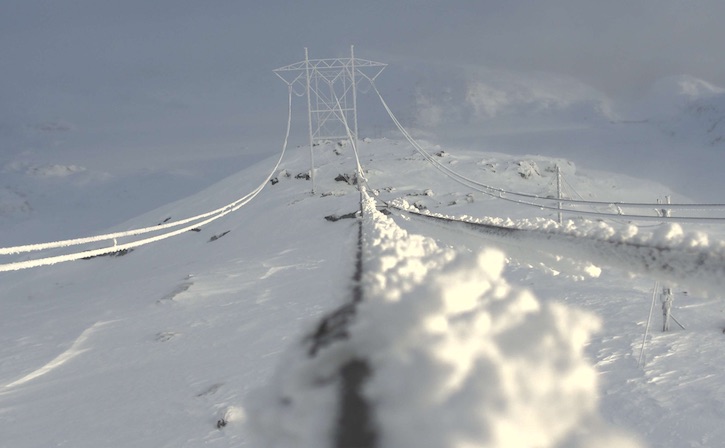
[[306, 193, 377, 448]]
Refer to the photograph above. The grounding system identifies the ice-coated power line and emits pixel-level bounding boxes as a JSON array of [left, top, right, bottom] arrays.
[[361, 74, 725, 223], [0, 86, 296, 272]]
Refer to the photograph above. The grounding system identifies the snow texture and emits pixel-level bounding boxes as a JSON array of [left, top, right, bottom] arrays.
[[0, 135, 724, 448], [357, 191, 642, 448], [248, 188, 642, 447]]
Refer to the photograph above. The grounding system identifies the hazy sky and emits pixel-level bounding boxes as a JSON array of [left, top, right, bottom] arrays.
[[3, 0, 725, 166]]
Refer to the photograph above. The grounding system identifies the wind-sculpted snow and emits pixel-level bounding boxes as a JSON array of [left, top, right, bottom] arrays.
[[357, 191, 641, 447], [390, 197, 721, 248], [250, 189, 641, 448], [391, 198, 725, 295]]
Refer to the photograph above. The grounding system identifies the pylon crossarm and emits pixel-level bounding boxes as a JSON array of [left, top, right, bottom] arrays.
[[273, 70, 304, 86], [273, 46, 386, 193], [276, 57, 385, 71]]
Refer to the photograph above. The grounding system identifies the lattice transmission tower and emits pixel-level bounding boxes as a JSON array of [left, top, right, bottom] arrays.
[[274, 46, 386, 193]]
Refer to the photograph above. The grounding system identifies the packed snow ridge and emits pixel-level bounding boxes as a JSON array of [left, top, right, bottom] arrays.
[[249, 187, 642, 447]]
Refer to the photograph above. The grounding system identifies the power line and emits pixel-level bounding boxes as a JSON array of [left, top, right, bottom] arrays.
[[386, 204, 725, 293], [361, 75, 725, 223], [0, 86, 295, 272]]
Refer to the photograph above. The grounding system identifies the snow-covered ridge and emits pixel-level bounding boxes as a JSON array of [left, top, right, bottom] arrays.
[[646, 75, 725, 115], [628, 75, 725, 146], [389, 198, 725, 294], [0, 138, 722, 447], [355, 190, 640, 447], [249, 187, 641, 447], [411, 70, 725, 181], [392, 197, 718, 251]]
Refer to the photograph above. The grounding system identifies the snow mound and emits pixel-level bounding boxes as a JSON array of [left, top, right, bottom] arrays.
[[477, 157, 575, 181], [249, 189, 641, 448]]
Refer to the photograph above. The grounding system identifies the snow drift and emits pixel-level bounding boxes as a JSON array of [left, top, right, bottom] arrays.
[[249, 188, 642, 448], [1, 138, 723, 447]]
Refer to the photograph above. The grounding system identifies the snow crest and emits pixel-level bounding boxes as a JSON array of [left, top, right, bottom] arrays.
[[356, 191, 638, 447], [249, 189, 641, 447]]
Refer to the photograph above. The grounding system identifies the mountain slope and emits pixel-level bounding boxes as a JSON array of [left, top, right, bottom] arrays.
[[0, 138, 724, 447]]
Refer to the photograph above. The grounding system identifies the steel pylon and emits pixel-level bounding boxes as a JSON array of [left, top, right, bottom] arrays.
[[274, 46, 386, 193]]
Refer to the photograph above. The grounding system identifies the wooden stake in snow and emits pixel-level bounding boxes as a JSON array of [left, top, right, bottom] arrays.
[[661, 287, 674, 332], [639, 281, 659, 367], [556, 164, 563, 225]]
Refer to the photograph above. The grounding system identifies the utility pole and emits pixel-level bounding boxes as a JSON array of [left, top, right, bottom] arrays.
[[556, 164, 563, 225], [639, 280, 659, 367], [661, 286, 673, 331], [657, 195, 672, 218]]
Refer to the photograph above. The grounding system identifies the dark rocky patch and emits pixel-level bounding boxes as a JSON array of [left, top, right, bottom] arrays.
[[209, 231, 230, 242], [82, 248, 133, 260], [325, 212, 358, 222]]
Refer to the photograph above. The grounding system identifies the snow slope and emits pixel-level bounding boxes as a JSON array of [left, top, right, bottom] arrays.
[[0, 152, 263, 246], [1, 138, 725, 447], [411, 71, 725, 204]]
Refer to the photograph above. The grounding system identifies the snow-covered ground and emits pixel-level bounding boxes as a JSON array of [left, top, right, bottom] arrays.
[[5, 1, 725, 445], [2, 131, 725, 446]]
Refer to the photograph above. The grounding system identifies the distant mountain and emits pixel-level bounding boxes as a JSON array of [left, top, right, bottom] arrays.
[[646, 75, 725, 114], [665, 94, 725, 146], [631, 75, 725, 147], [411, 68, 616, 130], [412, 70, 725, 147]]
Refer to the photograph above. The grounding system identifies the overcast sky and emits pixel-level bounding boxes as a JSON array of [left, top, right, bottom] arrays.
[[3, 0, 725, 167]]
